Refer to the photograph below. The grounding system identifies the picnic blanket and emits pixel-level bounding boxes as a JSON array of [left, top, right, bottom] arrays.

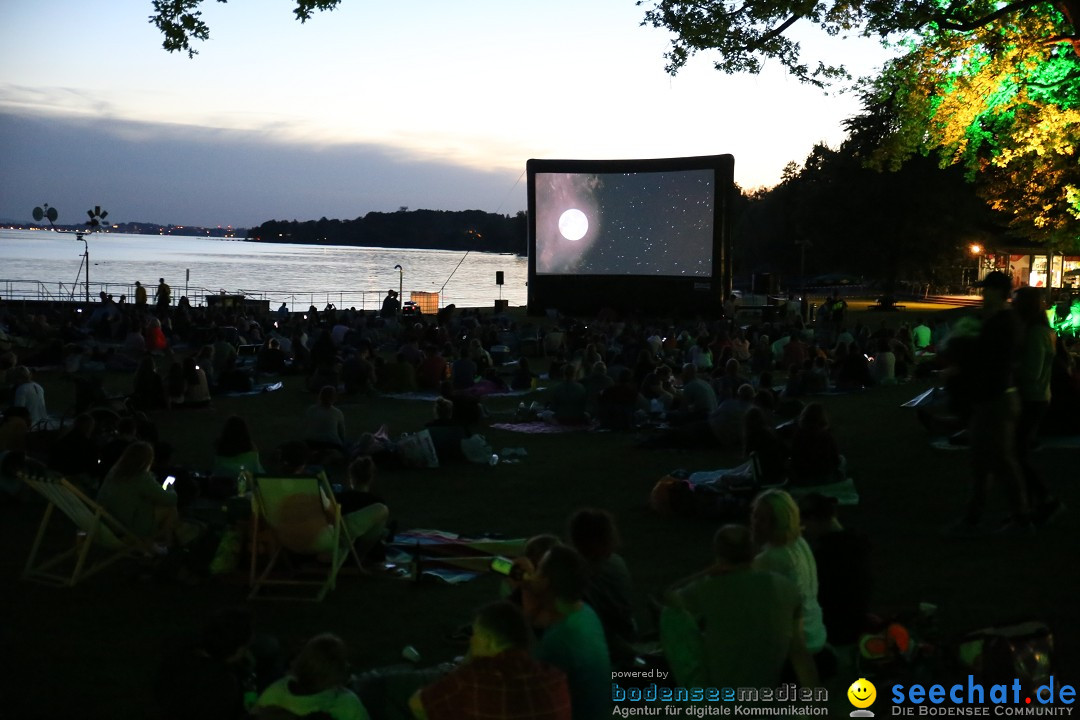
[[489, 420, 601, 434], [220, 381, 283, 398], [386, 529, 525, 584], [381, 387, 541, 402], [786, 477, 860, 506], [932, 435, 1080, 451], [902, 388, 937, 408]]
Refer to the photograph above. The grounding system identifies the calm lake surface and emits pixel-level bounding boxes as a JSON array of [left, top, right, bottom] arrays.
[[0, 229, 527, 310]]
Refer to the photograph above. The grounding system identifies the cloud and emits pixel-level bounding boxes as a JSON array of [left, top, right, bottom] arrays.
[[0, 108, 527, 227]]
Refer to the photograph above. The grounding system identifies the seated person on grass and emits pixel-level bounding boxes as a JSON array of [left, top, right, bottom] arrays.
[[408, 601, 571, 720], [788, 402, 845, 486], [378, 352, 418, 393], [279, 443, 388, 564], [97, 440, 181, 548], [526, 545, 611, 720], [254, 634, 368, 720], [303, 385, 348, 452], [424, 397, 465, 463], [751, 490, 829, 665], [546, 363, 588, 425], [212, 415, 266, 478], [708, 383, 755, 448], [568, 508, 638, 669], [662, 524, 818, 688], [155, 608, 257, 720], [335, 456, 391, 564], [798, 493, 872, 647], [674, 363, 718, 423], [510, 357, 537, 391]]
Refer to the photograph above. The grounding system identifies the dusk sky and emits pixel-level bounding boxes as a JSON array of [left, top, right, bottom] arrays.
[[0, 0, 897, 228]]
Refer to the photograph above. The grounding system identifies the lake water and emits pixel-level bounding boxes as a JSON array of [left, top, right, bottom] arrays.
[[0, 229, 527, 310]]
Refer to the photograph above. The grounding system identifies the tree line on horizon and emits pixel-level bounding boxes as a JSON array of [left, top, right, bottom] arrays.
[[246, 209, 528, 255]]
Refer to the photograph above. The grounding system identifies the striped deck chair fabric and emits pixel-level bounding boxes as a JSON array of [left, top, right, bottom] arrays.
[[20, 473, 144, 587], [248, 475, 363, 601]]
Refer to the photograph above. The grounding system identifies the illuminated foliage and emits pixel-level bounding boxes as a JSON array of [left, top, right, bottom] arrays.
[[639, 0, 1080, 86], [850, 5, 1080, 249], [150, 0, 341, 57]]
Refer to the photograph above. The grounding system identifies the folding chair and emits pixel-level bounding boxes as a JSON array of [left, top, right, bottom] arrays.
[[20, 473, 145, 587], [248, 475, 364, 601]]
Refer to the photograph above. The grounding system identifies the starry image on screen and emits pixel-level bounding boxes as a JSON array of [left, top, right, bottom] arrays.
[[534, 170, 715, 276]]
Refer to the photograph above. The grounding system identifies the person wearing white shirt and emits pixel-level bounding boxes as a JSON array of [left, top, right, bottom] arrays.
[[12, 366, 47, 427]]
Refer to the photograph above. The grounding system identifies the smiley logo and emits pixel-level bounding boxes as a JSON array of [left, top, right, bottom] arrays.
[[848, 678, 877, 716]]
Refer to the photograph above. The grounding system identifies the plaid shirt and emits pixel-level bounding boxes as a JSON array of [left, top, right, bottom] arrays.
[[419, 649, 572, 720]]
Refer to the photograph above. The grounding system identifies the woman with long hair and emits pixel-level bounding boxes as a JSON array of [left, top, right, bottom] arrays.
[[97, 441, 178, 544], [182, 356, 211, 406], [751, 489, 828, 657], [212, 415, 265, 477]]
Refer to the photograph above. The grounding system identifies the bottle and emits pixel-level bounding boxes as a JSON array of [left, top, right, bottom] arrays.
[[411, 540, 422, 583], [236, 465, 247, 496]]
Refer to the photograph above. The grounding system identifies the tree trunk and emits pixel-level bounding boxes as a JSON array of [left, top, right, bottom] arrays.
[[1056, 0, 1080, 56]]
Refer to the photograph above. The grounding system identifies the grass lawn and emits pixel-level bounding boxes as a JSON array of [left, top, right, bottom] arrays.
[[3, 304, 1077, 718]]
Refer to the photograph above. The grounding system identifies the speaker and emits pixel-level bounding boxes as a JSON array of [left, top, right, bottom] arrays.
[[495, 271, 504, 286]]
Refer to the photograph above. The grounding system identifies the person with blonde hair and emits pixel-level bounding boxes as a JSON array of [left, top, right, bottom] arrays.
[[751, 489, 828, 656], [254, 633, 368, 720], [97, 440, 179, 544]]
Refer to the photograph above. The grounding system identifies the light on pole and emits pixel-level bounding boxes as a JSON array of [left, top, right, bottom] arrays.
[[394, 264, 403, 315]]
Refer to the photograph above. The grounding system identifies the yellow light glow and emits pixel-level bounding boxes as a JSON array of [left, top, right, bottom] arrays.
[[970, 243, 982, 255]]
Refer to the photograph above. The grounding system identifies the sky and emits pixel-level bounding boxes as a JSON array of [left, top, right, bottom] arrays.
[[0, 0, 898, 227]]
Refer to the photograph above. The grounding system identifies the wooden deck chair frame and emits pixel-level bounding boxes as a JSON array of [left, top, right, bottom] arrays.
[[248, 475, 364, 601], [21, 473, 145, 587]]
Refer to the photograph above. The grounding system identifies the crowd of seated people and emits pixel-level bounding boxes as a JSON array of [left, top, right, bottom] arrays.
[[5, 289, 1080, 719]]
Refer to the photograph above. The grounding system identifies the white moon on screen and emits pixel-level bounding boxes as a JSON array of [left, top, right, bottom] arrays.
[[558, 208, 589, 241]]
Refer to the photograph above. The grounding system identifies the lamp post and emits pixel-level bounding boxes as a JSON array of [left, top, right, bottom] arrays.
[[394, 264, 403, 316], [75, 232, 90, 304], [969, 243, 983, 289], [795, 237, 811, 322], [82, 206, 108, 305]]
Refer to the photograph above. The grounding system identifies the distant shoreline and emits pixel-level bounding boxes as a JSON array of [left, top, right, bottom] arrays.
[[1, 225, 526, 257]]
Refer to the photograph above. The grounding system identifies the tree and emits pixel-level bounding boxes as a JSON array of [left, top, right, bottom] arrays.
[[638, 0, 1080, 86], [640, 0, 1079, 249], [733, 141, 1001, 287], [150, 0, 341, 57], [847, 5, 1080, 249]]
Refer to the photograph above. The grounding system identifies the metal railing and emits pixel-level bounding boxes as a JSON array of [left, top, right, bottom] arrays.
[[0, 279, 480, 312]]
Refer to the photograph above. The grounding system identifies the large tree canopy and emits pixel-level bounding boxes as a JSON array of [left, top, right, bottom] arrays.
[[639, 0, 1080, 86], [150, 0, 341, 57], [642, 0, 1079, 250], [846, 4, 1080, 249]]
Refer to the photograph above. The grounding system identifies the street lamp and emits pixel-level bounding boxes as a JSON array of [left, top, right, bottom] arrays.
[[393, 264, 403, 316], [795, 237, 812, 322]]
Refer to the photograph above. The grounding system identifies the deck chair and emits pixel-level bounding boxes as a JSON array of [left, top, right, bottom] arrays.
[[248, 475, 364, 601], [20, 472, 145, 587]]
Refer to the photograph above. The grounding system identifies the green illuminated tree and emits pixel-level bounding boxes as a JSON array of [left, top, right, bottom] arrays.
[[848, 5, 1080, 249], [641, 0, 1079, 248], [150, 0, 341, 57]]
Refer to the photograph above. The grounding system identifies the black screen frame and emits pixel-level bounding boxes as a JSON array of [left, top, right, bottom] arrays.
[[526, 154, 734, 316]]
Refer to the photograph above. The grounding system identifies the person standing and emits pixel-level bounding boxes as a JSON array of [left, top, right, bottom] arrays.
[[1012, 286, 1064, 525], [380, 289, 400, 319], [946, 271, 1030, 536], [155, 277, 172, 315], [134, 281, 148, 309]]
